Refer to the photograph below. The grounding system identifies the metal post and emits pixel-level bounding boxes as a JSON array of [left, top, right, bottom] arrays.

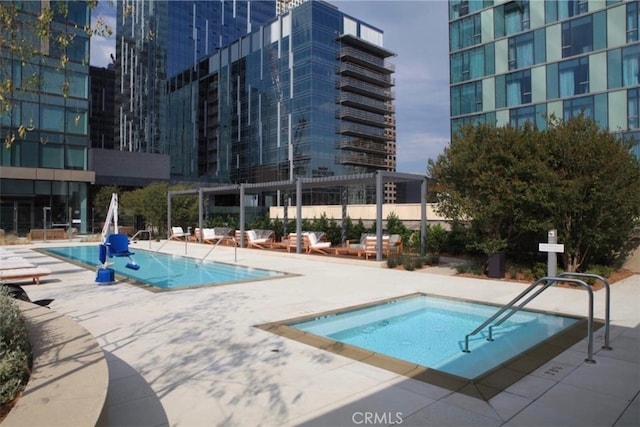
[[198, 188, 203, 244], [239, 185, 246, 248], [547, 229, 557, 277], [421, 178, 428, 256], [296, 178, 302, 254], [375, 171, 383, 261]]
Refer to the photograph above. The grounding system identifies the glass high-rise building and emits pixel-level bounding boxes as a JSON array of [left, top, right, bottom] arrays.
[[449, 0, 640, 158], [167, 1, 396, 204], [0, 1, 93, 236], [115, 0, 276, 154]]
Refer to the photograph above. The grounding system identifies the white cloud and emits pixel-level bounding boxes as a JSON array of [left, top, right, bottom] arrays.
[[89, 2, 116, 67]]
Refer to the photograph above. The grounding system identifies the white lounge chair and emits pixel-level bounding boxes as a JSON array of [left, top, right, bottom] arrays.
[[169, 226, 188, 240], [307, 232, 331, 254], [0, 259, 36, 270], [246, 229, 274, 249], [0, 267, 51, 285]]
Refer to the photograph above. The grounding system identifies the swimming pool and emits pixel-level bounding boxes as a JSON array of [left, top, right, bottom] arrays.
[[289, 294, 579, 379], [260, 293, 595, 398], [42, 245, 288, 290]]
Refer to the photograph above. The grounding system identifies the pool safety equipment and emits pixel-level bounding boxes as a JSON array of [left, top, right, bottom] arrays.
[[96, 194, 140, 284]]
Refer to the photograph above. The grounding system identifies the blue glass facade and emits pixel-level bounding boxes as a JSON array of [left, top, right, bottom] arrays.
[[0, 1, 92, 236], [449, 0, 640, 158], [167, 1, 396, 204], [115, 0, 276, 154]]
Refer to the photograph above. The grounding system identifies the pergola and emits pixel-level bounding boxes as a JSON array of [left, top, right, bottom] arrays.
[[167, 171, 429, 261]]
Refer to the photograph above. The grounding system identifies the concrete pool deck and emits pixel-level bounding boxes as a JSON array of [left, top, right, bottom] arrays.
[[6, 240, 640, 426]]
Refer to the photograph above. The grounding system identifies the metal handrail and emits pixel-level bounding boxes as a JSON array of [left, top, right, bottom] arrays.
[[130, 229, 153, 249], [463, 276, 596, 363], [199, 236, 237, 264], [558, 272, 612, 350]]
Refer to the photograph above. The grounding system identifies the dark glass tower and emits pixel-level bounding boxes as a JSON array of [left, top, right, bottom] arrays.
[[115, 0, 276, 154], [166, 1, 396, 204]]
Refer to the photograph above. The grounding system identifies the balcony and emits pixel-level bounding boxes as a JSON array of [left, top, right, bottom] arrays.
[[339, 77, 395, 101], [338, 139, 388, 155], [338, 62, 395, 88], [338, 92, 394, 115], [338, 122, 392, 142], [336, 153, 388, 168], [338, 46, 395, 74], [338, 106, 387, 127]]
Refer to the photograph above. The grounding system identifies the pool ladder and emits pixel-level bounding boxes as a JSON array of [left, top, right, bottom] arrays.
[[199, 235, 237, 264], [462, 274, 611, 364]]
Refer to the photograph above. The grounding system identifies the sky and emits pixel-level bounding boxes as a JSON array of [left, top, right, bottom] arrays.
[[90, 0, 451, 174]]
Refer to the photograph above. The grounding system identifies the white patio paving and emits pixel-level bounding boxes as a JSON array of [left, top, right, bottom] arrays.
[[7, 240, 640, 427]]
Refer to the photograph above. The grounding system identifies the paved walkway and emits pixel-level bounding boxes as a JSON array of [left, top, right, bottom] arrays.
[[9, 241, 640, 426]]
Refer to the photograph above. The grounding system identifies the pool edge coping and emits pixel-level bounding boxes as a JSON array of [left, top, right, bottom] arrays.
[[255, 292, 604, 401]]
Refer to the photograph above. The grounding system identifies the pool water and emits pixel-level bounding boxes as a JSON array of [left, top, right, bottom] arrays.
[[43, 245, 287, 290], [291, 295, 579, 379]]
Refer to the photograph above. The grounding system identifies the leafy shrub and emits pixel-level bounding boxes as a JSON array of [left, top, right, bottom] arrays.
[[387, 254, 402, 269], [402, 257, 416, 271], [455, 258, 485, 275], [0, 291, 31, 406], [585, 264, 615, 279]]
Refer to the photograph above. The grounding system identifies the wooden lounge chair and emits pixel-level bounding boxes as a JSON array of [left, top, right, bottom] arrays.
[[169, 226, 188, 240], [201, 227, 232, 244], [307, 232, 332, 254], [363, 235, 391, 260], [333, 233, 372, 257], [0, 267, 51, 285], [0, 259, 36, 270], [246, 229, 274, 249], [287, 233, 309, 253]]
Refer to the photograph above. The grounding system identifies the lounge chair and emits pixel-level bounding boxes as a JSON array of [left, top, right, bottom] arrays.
[[307, 232, 332, 254], [389, 234, 404, 254], [0, 259, 36, 270], [334, 233, 373, 257], [202, 227, 232, 244], [246, 229, 274, 249], [363, 235, 391, 260], [169, 226, 188, 240], [0, 267, 51, 285]]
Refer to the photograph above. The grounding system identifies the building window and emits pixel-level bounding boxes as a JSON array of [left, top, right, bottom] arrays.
[[629, 88, 640, 129], [628, 1, 639, 42], [510, 105, 535, 127], [504, 1, 530, 36], [563, 95, 593, 119], [508, 32, 533, 70], [450, 13, 482, 51], [451, 45, 489, 83], [451, 81, 482, 116], [562, 16, 592, 57], [559, 57, 589, 97], [623, 44, 640, 86], [506, 69, 531, 106]]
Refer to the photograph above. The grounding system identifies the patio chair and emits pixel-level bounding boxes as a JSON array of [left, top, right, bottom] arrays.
[[389, 234, 404, 254], [334, 233, 373, 257], [0, 266, 51, 285], [202, 227, 232, 244], [246, 229, 274, 249], [169, 226, 188, 240], [363, 235, 391, 260], [287, 233, 309, 253], [0, 258, 36, 270], [307, 232, 332, 254]]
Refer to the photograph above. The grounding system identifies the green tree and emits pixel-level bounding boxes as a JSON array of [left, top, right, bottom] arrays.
[[93, 185, 120, 216], [543, 115, 640, 271], [428, 116, 640, 271]]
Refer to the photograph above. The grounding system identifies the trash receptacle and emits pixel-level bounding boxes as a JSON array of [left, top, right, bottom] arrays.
[[487, 252, 506, 278]]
